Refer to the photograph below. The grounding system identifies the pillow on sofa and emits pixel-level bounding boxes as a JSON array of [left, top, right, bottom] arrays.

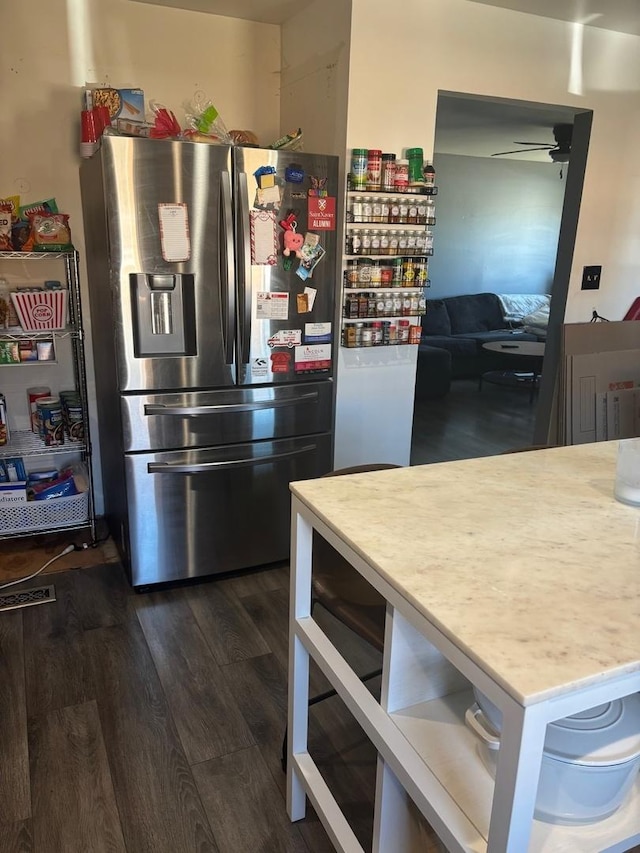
[[421, 299, 451, 336], [522, 304, 550, 338]]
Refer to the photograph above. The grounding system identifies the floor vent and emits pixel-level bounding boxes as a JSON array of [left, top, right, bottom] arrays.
[[0, 585, 56, 612]]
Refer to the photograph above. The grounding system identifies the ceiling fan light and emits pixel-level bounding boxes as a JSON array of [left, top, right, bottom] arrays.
[[549, 149, 570, 163]]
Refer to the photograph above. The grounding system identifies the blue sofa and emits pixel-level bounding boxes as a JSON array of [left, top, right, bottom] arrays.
[[419, 292, 538, 380]]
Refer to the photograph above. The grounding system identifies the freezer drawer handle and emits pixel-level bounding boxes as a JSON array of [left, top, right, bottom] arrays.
[[144, 392, 319, 417], [147, 444, 317, 474]]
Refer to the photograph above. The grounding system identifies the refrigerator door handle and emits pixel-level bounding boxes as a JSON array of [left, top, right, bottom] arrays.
[[144, 391, 319, 417], [148, 444, 317, 474], [237, 171, 252, 365], [220, 170, 235, 365]]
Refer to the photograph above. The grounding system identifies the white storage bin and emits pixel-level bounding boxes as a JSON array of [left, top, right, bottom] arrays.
[[465, 693, 640, 825], [0, 491, 88, 535]]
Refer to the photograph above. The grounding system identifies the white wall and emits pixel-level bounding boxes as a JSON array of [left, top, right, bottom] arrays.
[[349, 0, 640, 324], [429, 154, 565, 299], [0, 0, 280, 512]]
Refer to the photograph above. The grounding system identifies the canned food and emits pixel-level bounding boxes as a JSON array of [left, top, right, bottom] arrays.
[[37, 396, 64, 446], [351, 149, 368, 190], [27, 386, 51, 434]]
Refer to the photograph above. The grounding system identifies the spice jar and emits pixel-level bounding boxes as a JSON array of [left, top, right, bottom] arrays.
[[381, 153, 396, 191], [394, 159, 409, 192], [388, 231, 399, 255], [398, 200, 409, 224], [398, 319, 410, 343], [409, 324, 421, 344], [366, 150, 382, 191], [380, 264, 393, 285], [370, 260, 382, 287], [372, 198, 384, 223], [355, 322, 364, 346], [391, 258, 403, 285], [370, 229, 381, 253], [372, 321, 383, 345], [358, 258, 373, 284], [345, 260, 359, 287], [351, 149, 368, 190], [362, 197, 374, 221], [361, 324, 373, 346], [361, 229, 372, 253], [388, 321, 398, 345], [389, 200, 401, 224], [379, 232, 390, 255], [406, 148, 424, 184], [350, 196, 364, 223], [344, 325, 357, 347]]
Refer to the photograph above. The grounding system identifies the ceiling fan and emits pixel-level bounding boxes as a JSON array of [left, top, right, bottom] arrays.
[[491, 123, 573, 162]]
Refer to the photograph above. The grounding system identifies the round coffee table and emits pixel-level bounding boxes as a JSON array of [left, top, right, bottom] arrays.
[[480, 341, 546, 402]]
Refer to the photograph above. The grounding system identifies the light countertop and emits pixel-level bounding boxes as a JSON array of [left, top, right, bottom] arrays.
[[291, 442, 640, 704]]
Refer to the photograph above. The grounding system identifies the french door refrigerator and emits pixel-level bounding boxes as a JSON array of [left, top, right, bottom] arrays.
[[81, 136, 339, 588]]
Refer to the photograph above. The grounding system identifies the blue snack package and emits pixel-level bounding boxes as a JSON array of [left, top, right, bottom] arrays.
[[31, 471, 78, 501], [0, 461, 7, 482]]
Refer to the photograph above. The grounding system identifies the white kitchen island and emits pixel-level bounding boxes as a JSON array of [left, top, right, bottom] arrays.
[[286, 442, 640, 852]]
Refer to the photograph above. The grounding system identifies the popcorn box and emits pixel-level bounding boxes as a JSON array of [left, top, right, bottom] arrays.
[[11, 290, 68, 331]]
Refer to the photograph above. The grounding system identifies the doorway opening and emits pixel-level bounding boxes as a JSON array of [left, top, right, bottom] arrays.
[[411, 92, 592, 464]]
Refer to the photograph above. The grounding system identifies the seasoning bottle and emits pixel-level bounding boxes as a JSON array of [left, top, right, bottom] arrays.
[[388, 231, 399, 255], [425, 198, 436, 225], [418, 293, 427, 315], [370, 229, 381, 254], [351, 196, 364, 223], [407, 200, 418, 224], [380, 263, 393, 285], [398, 231, 409, 254], [388, 321, 398, 345], [358, 257, 373, 284], [375, 293, 386, 317], [371, 260, 382, 287], [355, 322, 364, 347], [389, 200, 401, 224], [366, 150, 382, 191], [346, 260, 359, 287], [394, 159, 409, 192], [384, 292, 394, 315], [423, 159, 436, 187], [379, 232, 390, 255], [351, 149, 368, 190], [398, 200, 409, 224], [372, 321, 383, 346], [361, 324, 373, 346], [409, 324, 422, 345], [344, 324, 357, 347], [402, 292, 413, 316], [372, 197, 383, 223], [416, 199, 428, 225], [381, 321, 391, 346], [392, 292, 403, 315], [406, 148, 424, 184], [391, 258, 403, 286], [367, 292, 377, 318], [380, 197, 390, 224], [381, 153, 396, 191], [349, 229, 362, 255], [410, 293, 420, 314], [361, 229, 372, 253], [398, 319, 410, 343], [362, 197, 374, 222]]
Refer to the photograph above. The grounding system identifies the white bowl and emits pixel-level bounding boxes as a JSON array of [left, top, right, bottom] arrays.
[[465, 695, 640, 825]]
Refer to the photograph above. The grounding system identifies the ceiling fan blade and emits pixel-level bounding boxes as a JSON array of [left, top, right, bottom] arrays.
[[512, 141, 554, 147], [491, 146, 555, 156]]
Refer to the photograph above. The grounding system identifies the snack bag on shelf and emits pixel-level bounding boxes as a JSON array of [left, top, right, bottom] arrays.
[[0, 202, 13, 251], [270, 128, 303, 151], [22, 214, 73, 253], [19, 198, 58, 221], [0, 196, 20, 221]]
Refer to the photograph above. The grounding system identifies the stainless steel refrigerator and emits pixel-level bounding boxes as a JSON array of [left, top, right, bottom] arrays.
[[81, 136, 338, 588]]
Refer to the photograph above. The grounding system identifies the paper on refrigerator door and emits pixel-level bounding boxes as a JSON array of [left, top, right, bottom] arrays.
[[158, 203, 190, 262], [256, 292, 289, 320], [250, 210, 278, 265]]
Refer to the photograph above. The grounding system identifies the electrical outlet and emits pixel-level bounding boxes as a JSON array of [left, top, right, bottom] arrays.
[[582, 265, 602, 290]]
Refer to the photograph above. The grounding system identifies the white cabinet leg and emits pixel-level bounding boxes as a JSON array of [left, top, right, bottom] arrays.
[[487, 705, 546, 852], [287, 501, 313, 821]]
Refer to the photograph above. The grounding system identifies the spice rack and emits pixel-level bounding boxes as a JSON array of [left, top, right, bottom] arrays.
[[340, 188, 437, 349]]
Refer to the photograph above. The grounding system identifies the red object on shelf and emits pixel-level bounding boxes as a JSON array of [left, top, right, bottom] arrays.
[[623, 297, 640, 320]]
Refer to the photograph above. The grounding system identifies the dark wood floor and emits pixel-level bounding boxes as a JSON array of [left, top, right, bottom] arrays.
[[411, 378, 538, 465], [0, 560, 402, 853]]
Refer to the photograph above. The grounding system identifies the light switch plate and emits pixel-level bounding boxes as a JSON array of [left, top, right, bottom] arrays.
[[582, 265, 602, 290]]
